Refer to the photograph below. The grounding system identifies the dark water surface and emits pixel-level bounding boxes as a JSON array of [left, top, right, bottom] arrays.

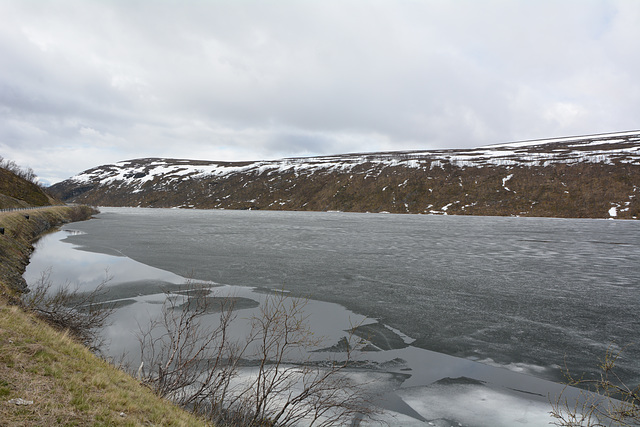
[[24, 208, 640, 426]]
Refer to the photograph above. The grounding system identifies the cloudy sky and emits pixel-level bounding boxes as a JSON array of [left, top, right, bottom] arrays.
[[1, 0, 639, 184]]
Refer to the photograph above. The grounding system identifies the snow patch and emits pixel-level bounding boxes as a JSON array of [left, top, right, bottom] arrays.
[[65, 131, 640, 189], [502, 174, 514, 192]]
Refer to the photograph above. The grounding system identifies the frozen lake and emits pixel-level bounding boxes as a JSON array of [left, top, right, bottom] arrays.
[[24, 207, 640, 426]]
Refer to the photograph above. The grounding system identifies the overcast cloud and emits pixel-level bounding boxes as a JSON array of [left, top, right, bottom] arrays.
[[1, 0, 639, 184]]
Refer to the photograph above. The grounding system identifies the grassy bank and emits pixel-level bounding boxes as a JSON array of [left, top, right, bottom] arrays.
[[0, 206, 209, 426], [0, 206, 102, 296]]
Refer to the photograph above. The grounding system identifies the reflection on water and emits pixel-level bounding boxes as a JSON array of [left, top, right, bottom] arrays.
[[57, 207, 640, 393], [25, 228, 588, 426], [27, 229, 185, 291]]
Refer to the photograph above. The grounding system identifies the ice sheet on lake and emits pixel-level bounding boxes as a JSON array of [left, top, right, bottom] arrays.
[[24, 221, 606, 426], [25, 229, 185, 292], [388, 380, 553, 427]]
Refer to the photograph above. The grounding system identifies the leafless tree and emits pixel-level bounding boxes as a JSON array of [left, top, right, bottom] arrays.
[[137, 284, 378, 426], [0, 157, 39, 184]]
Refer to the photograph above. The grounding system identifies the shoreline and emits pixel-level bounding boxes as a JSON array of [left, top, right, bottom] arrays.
[[0, 205, 96, 295], [0, 205, 209, 425], [29, 221, 588, 426]]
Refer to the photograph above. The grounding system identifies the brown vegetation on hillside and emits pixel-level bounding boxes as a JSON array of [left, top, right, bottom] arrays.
[[52, 161, 640, 219], [0, 157, 62, 209], [0, 168, 57, 209]]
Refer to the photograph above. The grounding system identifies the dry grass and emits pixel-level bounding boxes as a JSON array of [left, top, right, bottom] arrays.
[[0, 304, 209, 426], [0, 206, 210, 426], [0, 168, 56, 209]]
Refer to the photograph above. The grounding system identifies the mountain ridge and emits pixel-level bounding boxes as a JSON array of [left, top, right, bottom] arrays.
[[49, 131, 640, 219]]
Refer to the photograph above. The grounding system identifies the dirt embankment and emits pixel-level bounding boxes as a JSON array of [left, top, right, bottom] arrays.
[[0, 206, 96, 297]]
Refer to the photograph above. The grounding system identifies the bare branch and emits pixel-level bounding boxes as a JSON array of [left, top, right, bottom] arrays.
[[550, 346, 640, 426], [21, 269, 115, 352], [136, 285, 379, 426]]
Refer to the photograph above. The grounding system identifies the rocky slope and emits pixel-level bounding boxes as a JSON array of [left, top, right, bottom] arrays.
[[50, 131, 640, 219]]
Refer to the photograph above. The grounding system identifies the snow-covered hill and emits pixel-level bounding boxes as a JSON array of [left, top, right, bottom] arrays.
[[50, 131, 640, 219]]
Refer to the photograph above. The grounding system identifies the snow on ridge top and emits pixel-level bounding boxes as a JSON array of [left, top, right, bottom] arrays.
[[483, 130, 640, 149], [68, 131, 640, 185]]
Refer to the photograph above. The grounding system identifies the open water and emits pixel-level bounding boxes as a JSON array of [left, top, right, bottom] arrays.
[[24, 207, 640, 426]]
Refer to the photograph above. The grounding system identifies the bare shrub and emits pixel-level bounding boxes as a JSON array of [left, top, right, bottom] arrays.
[[550, 347, 640, 426], [137, 283, 242, 416], [21, 269, 114, 352], [0, 157, 39, 184], [137, 284, 377, 426]]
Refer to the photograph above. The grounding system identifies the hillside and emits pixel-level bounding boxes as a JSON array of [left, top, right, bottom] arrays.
[[0, 167, 60, 209], [50, 131, 640, 219]]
